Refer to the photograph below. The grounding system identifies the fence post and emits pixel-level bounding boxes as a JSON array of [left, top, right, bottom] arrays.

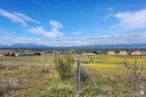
[[77, 56, 80, 97]]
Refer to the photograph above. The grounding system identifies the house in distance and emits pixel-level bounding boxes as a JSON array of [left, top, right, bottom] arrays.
[[118, 50, 128, 55], [131, 50, 142, 55], [107, 50, 116, 55]]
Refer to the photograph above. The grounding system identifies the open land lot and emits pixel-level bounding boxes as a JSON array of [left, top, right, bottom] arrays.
[[0, 55, 146, 97]]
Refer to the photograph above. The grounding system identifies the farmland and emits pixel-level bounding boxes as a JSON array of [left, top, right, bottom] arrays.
[[0, 55, 146, 97]]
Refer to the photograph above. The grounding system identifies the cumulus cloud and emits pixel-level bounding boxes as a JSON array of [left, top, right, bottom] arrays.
[[114, 9, 146, 30], [28, 20, 63, 38], [0, 8, 40, 26]]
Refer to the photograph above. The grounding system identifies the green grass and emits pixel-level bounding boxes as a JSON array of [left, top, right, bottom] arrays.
[[0, 55, 146, 97]]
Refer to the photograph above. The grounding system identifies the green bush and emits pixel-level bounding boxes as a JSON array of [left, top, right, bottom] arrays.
[[54, 53, 74, 80]]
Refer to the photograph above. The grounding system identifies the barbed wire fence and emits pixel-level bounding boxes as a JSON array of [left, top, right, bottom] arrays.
[[75, 56, 101, 97], [75, 56, 146, 97]]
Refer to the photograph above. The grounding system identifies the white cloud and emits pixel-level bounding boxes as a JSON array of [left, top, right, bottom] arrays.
[[1, 31, 146, 46], [0, 8, 40, 26], [28, 26, 45, 34], [47, 32, 146, 46], [13, 12, 40, 24], [73, 31, 81, 35], [49, 20, 63, 30], [28, 20, 63, 38], [114, 9, 146, 30]]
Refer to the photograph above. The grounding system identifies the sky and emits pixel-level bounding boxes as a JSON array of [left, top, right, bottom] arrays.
[[0, 0, 146, 46]]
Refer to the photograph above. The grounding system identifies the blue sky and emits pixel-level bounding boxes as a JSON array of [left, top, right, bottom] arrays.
[[0, 0, 146, 46]]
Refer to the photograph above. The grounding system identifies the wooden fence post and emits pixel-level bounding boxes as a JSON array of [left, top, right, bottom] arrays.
[[77, 56, 80, 97]]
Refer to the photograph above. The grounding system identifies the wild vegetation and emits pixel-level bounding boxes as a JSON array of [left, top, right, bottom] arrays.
[[54, 53, 74, 80], [0, 54, 146, 97]]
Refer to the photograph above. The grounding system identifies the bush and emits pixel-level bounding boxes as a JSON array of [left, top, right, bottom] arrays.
[[54, 53, 74, 80], [0, 78, 19, 96], [123, 60, 145, 97]]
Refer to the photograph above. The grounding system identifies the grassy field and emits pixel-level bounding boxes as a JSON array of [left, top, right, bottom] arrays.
[[0, 55, 146, 97]]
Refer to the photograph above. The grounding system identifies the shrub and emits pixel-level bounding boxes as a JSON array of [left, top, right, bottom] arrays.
[[54, 53, 74, 80], [123, 60, 145, 97], [0, 78, 19, 96]]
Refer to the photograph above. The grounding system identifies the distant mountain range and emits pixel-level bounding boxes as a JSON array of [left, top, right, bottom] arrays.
[[0, 43, 146, 49]]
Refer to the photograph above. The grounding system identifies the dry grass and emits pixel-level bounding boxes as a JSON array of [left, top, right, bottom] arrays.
[[0, 77, 20, 96], [0, 55, 145, 97], [39, 67, 51, 74], [0, 64, 6, 70], [7, 65, 18, 70]]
